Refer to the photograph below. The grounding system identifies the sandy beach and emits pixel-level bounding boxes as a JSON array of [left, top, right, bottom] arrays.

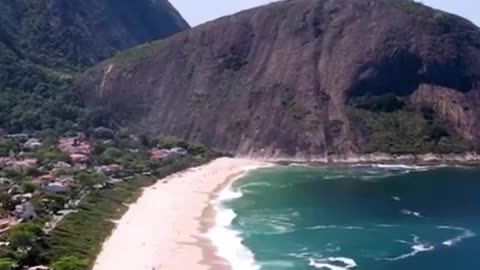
[[92, 157, 269, 270]]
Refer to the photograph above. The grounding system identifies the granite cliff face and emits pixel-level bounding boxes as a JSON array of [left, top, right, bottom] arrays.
[[79, 0, 480, 158]]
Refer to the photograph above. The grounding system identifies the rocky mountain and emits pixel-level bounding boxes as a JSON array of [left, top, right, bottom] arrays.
[[0, 0, 188, 132], [79, 0, 480, 159]]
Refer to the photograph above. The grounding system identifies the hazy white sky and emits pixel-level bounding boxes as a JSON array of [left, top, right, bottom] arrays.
[[170, 0, 479, 27]]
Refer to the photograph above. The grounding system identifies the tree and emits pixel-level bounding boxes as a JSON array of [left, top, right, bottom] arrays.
[[98, 147, 122, 165], [52, 256, 88, 270], [8, 223, 44, 251], [75, 172, 106, 188], [0, 193, 14, 212], [22, 182, 37, 193], [46, 194, 67, 213], [0, 140, 20, 157], [156, 136, 185, 149], [92, 127, 114, 140], [35, 147, 71, 165]]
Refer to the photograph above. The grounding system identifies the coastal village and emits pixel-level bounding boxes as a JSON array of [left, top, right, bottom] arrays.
[[0, 129, 195, 269]]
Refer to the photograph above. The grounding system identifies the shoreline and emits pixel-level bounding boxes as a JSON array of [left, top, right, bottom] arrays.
[[92, 157, 270, 270], [91, 154, 477, 270], [242, 152, 480, 166]]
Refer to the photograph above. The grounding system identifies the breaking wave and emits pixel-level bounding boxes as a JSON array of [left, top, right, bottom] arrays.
[[380, 235, 434, 261], [207, 183, 260, 270], [309, 257, 358, 270], [437, 226, 476, 247]]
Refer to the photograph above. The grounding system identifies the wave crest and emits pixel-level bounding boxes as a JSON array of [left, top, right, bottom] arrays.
[[309, 257, 357, 270]]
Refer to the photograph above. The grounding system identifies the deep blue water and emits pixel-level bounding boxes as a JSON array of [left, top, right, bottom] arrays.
[[221, 165, 480, 270]]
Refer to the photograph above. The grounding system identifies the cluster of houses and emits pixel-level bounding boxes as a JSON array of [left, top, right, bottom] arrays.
[[0, 133, 191, 240], [0, 133, 96, 236]]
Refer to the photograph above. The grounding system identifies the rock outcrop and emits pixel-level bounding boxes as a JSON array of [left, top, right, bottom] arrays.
[[79, 0, 480, 158]]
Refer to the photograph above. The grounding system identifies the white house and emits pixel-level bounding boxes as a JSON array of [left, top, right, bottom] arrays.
[[24, 138, 42, 151], [45, 182, 69, 194]]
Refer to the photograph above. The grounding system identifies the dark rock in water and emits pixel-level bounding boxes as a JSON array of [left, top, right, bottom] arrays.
[[78, 0, 480, 158]]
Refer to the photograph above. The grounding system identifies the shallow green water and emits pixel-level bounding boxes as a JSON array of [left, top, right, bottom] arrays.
[[221, 165, 480, 270]]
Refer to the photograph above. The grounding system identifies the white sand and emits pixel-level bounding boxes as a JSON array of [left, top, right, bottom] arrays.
[[92, 157, 269, 270]]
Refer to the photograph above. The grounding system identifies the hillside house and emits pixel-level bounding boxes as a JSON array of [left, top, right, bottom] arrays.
[[170, 147, 188, 156], [24, 138, 42, 151], [95, 164, 122, 176], [5, 133, 29, 141], [34, 174, 55, 187], [58, 136, 92, 155], [15, 202, 36, 221], [70, 153, 89, 164], [45, 182, 68, 194], [151, 149, 171, 160]]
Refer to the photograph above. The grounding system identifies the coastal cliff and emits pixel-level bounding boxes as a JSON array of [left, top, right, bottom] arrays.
[[78, 0, 480, 159]]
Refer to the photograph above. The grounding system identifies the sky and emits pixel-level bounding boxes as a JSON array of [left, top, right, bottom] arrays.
[[170, 0, 479, 27]]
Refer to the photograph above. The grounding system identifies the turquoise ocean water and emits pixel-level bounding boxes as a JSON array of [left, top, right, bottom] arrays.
[[211, 165, 480, 270]]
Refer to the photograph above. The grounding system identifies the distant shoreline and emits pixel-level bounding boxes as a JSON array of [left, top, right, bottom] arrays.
[[243, 152, 480, 166]]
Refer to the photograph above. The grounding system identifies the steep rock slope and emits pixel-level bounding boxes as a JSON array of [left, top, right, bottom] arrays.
[[79, 0, 480, 158], [0, 0, 189, 69], [0, 0, 189, 132]]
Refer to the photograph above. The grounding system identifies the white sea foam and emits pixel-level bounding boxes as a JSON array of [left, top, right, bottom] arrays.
[[437, 226, 476, 247], [323, 175, 349, 180], [218, 187, 243, 201], [392, 196, 401, 201], [376, 224, 400, 228], [381, 235, 434, 261], [400, 209, 423, 218], [309, 257, 357, 270], [308, 225, 365, 230], [239, 182, 272, 189], [370, 164, 431, 170], [207, 184, 260, 270]]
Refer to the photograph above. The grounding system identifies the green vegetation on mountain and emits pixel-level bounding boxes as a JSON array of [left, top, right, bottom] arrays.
[[349, 94, 477, 154], [0, 0, 189, 134]]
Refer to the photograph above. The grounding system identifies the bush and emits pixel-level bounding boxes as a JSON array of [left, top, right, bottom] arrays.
[[52, 256, 88, 270], [97, 147, 122, 165], [353, 93, 405, 112], [348, 106, 473, 154], [92, 127, 115, 140], [35, 147, 71, 165], [22, 182, 37, 193], [8, 223, 44, 251], [75, 172, 107, 188], [0, 258, 15, 270], [156, 136, 186, 149]]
